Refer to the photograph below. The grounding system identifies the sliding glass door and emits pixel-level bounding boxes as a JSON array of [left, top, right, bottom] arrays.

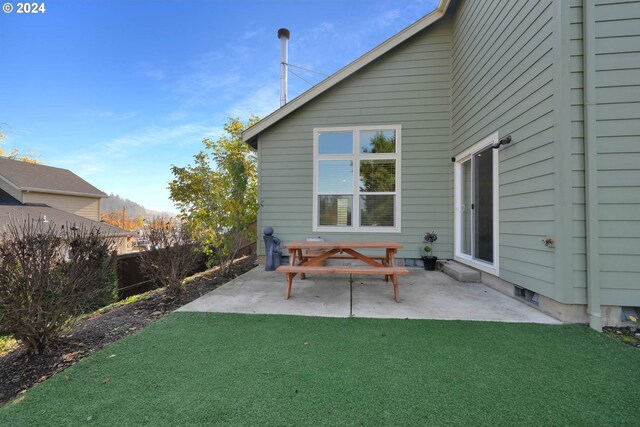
[[455, 134, 499, 274]]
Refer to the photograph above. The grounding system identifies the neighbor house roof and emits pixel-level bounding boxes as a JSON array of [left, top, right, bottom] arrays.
[[241, 0, 452, 146], [0, 189, 128, 237], [0, 157, 108, 198]]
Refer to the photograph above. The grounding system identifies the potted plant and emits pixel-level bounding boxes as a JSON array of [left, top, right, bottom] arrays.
[[422, 231, 438, 271]]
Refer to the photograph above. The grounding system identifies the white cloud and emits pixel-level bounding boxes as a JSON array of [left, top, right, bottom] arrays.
[[290, 0, 439, 74], [102, 123, 221, 156], [227, 83, 280, 120], [374, 8, 402, 28], [166, 110, 190, 121], [294, 21, 336, 51], [96, 111, 138, 120], [138, 63, 166, 81], [169, 28, 271, 107], [51, 122, 222, 177], [173, 71, 242, 106]]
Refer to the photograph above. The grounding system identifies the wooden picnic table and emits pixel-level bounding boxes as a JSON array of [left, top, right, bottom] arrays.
[[276, 241, 409, 302]]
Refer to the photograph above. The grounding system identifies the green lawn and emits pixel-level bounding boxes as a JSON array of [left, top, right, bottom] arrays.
[[1, 313, 638, 426]]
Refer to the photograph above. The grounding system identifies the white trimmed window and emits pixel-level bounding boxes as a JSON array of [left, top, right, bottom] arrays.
[[312, 125, 401, 233]]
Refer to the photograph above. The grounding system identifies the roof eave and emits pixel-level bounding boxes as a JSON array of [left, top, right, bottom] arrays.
[[22, 187, 108, 198], [241, 0, 451, 143]]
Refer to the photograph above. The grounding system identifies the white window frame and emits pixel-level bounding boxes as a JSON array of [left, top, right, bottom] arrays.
[[312, 125, 401, 233], [453, 132, 500, 275]]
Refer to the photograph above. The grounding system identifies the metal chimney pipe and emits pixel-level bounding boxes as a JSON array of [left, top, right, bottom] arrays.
[[277, 28, 290, 107]]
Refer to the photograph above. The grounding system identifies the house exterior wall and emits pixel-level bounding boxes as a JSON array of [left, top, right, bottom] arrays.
[[0, 178, 23, 202], [257, 18, 453, 259], [594, 0, 640, 306], [22, 192, 101, 221], [569, 0, 640, 307], [450, 0, 560, 299], [255, 0, 640, 318]]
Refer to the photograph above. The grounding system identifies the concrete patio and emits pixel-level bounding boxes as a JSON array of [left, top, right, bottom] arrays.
[[178, 267, 560, 324]]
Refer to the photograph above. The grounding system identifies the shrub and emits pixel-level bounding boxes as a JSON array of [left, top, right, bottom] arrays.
[[138, 217, 200, 297], [0, 218, 117, 354]]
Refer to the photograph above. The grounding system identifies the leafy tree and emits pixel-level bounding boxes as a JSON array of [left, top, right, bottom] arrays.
[[100, 211, 145, 231], [0, 124, 39, 164], [359, 131, 396, 226], [169, 116, 259, 275], [0, 147, 40, 164]]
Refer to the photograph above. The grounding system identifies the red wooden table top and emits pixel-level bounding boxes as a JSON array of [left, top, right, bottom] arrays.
[[284, 241, 403, 250]]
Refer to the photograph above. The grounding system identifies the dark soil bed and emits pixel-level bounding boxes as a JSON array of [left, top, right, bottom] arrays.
[[0, 255, 257, 406], [604, 326, 640, 348]]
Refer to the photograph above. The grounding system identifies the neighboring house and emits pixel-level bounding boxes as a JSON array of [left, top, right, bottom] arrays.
[[242, 0, 640, 330], [0, 157, 129, 252]]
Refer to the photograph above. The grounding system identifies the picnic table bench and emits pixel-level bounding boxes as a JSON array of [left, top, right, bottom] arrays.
[[276, 241, 409, 302]]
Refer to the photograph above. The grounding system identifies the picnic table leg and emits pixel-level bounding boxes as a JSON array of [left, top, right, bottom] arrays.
[[390, 250, 399, 302], [298, 249, 306, 279], [285, 273, 294, 299], [384, 249, 391, 282], [392, 274, 399, 303]]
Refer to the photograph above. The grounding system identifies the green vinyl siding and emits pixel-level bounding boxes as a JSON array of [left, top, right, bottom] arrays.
[[254, 0, 640, 310], [570, 0, 640, 306], [451, 0, 558, 297], [257, 18, 453, 260], [595, 0, 640, 306]]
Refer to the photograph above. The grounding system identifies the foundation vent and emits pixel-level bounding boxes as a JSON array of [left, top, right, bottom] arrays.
[[514, 286, 539, 306], [621, 307, 639, 325]]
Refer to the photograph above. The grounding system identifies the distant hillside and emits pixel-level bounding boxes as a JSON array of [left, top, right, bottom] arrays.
[[101, 193, 173, 219]]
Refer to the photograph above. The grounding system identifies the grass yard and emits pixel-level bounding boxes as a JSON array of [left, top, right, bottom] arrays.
[[1, 313, 638, 426]]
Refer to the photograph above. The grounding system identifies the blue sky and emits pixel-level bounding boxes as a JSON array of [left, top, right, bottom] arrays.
[[0, 0, 438, 212]]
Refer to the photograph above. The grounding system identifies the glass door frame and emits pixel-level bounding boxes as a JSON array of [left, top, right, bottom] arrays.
[[453, 132, 500, 276]]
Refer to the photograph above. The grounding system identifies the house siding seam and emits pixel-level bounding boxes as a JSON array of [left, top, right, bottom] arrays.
[[257, 17, 454, 259], [451, 0, 557, 296], [570, 0, 588, 302], [552, 0, 576, 304]]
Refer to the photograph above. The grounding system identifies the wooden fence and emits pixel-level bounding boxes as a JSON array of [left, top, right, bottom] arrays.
[[116, 221, 257, 299], [236, 220, 257, 257], [115, 252, 156, 299]]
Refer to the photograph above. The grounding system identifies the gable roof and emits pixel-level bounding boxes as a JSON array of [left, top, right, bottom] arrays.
[[0, 184, 127, 236], [242, 0, 452, 146], [0, 203, 130, 236], [0, 157, 107, 198]]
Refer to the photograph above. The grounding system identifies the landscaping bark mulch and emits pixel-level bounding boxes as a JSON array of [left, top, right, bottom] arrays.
[[0, 255, 258, 407], [604, 326, 640, 348]]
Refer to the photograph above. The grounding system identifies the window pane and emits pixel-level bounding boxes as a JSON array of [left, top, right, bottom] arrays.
[[461, 158, 472, 256], [318, 132, 353, 155], [360, 130, 396, 153], [359, 160, 395, 192], [474, 147, 493, 263], [318, 160, 353, 194], [319, 196, 352, 226], [360, 195, 394, 227]]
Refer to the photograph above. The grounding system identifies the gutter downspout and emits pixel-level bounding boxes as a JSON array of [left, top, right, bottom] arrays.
[[583, 0, 602, 331]]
